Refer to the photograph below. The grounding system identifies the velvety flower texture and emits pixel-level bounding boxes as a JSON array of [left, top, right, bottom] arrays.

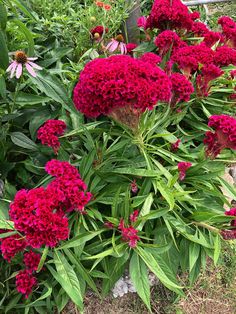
[[204, 115, 236, 158], [23, 251, 41, 272], [218, 16, 236, 48], [171, 43, 215, 77], [178, 162, 192, 181], [126, 43, 138, 55], [37, 120, 66, 154], [191, 21, 209, 36], [118, 219, 140, 248], [170, 73, 194, 106], [139, 52, 162, 65], [0, 235, 26, 262], [213, 46, 236, 67], [73, 55, 172, 118], [16, 270, 37, 298], [146, 0, 193, 31], [154, 30, 186, 57], [196, 64, 224, 97]]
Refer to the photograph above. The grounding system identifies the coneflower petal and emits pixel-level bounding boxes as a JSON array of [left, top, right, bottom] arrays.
[[25, 63, 37, 77], [6, 61, 16, 72], [27, 61, 42, 70], [10, 62, 18, 78], [27, 57, 38, 61], [16, 64, 23, 79]]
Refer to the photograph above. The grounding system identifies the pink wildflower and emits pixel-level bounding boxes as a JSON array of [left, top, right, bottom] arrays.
[[178, 162, 192, 181], [106, 34, 127, 54], [6, 51, 42, 79]]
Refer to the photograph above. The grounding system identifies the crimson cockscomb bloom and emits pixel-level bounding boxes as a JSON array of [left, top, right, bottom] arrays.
[[16, 270, 37, 298], [170, 73, 194, 106], [0, 235, 26, 262], [204, 115, 236, 158], [37, 120, 66, 154], [171, 139, 181, 151], [146, 0, 193, 31], [73, 55, 171, 118], [130, 210, 139, 223], [139, 52, 162, 66], [178, 162, 192, 181], [23, 251, 41, 273], [118, 219, 140, 248], [154, 30, 186, 57]]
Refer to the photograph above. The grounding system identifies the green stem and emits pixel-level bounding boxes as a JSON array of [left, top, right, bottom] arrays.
[[193, 221, 220, 234]]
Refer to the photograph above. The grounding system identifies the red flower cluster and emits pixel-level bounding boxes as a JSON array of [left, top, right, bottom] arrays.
[[171, 139, 181, 151], [203, 31, 222, 47], [170, 73, 194, 106], [129, 210, 139, 223], [204, 115, 236, 158], [118, 218, 140, 248], [146, 0, 193, 30], [95, 1, 111, 10], [130, 179, 138, 194], [214, 46, 236, 67], [178, 162, 192, 181], [154, 30, 186, 57], [139, 52, 162, 65], [196, 64, 224, 97], [218, 16, 236, 48], [23, 251, 41, 272], [191, 21, 209, 36], [0, 234, 26, 262], [221, 208, 236, 240], [126, 43, 138, 55], [73, 55, 172, 118], [90, 25, 108, 39], [16, 270, 37, 299], [137, 16, 147, 29], [37, 120, 66, 154], [171, 43, 214, 77]]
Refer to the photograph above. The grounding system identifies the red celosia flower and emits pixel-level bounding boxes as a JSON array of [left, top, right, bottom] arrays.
[[203, 31, 222, 47], [214, 46, 236, 67], [90, 25, 108, 38], [73, 55, 172, 118], [225, 207, 236, 226], [16, 270, 37, 298], [178, 162, 192, 181], [146, 0, 193, 31], [104, 222, 114, 229], [191, 21, 209, 36], [23, 251, 41, 273], [190, 11, 200, 21], [130, 210, 139, 223], [170, 73, 194, 106], [130, 180, 138, 194], [104, 4, 111, 10], [95, 1, 104, 7], [139, 52, 162, 65], [196, 64, 224, 97], [126, 43, 138, 55], [0, 234, 26, 262], [171, 43, 215, 77], [37, 120, 66, 154], [137, 16, 147, 29], [218, 16, 236, 48], [221, 229, 236, 240], [118, 219, 140, 247], [171, 139, 181, 151], [154, 30, 186, 57], [204, 115, 236, 158], [230, 70, 236, 79]]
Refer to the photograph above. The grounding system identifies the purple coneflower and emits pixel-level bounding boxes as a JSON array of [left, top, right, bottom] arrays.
[[106, 34, 127, 54], [6, 51, 42, 79]]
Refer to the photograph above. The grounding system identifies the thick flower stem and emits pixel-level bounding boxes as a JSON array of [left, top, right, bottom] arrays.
[[193, 221, 220, 234]]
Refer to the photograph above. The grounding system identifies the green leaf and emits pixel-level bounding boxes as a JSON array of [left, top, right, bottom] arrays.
[[30, 70, 77, 114], [130, 252, 151, 311], [154, 180, 174, 210], [213, 234, 221, 266], [11, 132, 38, 151], [0, 30, 9, 70], [189, 243, 200, 272], [110, 168, 160, 177], [26, 283, 52, 307], [138, 193, 153, 230], [0, 219, 14, 230], [0, 75, 6, 99], [11, 19, 34, 56], [57, 230, 104, 250], [37, 246, 49, 273], [135, 246, 183, 294], [11, 0, 37, 21], [52, 251, 83, 310], [0, 2, 7, 30], [14, 92, 51, 105]]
